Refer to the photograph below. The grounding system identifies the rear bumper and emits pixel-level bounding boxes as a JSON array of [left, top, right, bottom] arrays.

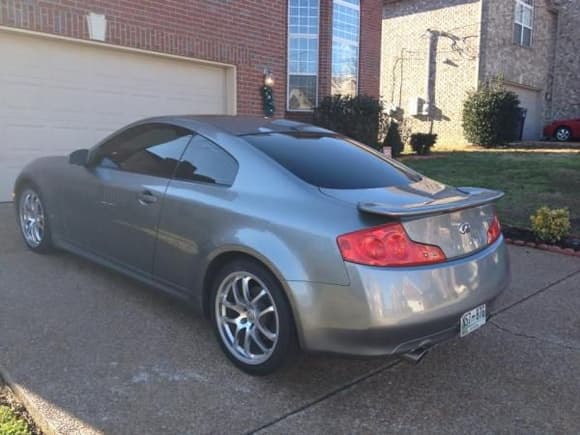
[[287, 237, 510, 356]]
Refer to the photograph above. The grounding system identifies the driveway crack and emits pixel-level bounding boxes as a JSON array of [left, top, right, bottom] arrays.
[[246, 360, 401, 434], [493, 268, 580, 317], [490, 321, 580, 352]]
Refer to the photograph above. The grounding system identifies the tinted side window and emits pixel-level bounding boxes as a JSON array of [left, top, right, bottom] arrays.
[[174, 135, 238, 186], [94, 123, 192, 178], [244, 133, 418, 189]]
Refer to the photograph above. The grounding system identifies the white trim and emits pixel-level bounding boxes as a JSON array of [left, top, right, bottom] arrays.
[[0, 25, 237, 115], [286, 0, 320, 112]]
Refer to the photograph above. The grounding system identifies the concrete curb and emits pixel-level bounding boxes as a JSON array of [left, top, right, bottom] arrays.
[[505, 238, 580, 257], [0, 364, 58, 435]]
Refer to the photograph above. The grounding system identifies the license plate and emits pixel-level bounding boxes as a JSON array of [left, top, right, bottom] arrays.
[[460, 304, 486, 337]]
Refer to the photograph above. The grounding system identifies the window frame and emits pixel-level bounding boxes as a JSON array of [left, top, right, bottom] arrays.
[[89, 122, 193, 179], [331, 0, 361, 97], [513, 0, 534, 48], [287, 0, 321, 112]]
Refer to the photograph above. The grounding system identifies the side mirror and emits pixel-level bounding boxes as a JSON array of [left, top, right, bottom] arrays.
[[69, 149, 89, 166]]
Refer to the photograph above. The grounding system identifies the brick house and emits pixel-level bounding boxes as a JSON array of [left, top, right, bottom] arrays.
[[0, 0, 382, 201], [381, 0, 580, 147]]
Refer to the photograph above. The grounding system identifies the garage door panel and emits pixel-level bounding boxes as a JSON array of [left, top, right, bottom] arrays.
[[0, 31, 233, 201]]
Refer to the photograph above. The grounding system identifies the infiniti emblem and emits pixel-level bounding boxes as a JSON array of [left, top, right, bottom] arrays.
[[458, 222, 472, 235]]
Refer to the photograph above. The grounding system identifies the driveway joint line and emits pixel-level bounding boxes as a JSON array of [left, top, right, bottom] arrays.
[[489, 321, 580, 352], [492, 268, 580, 317], [246, 360, 402, 434]]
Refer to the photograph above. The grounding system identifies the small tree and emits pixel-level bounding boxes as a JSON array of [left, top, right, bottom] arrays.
[[462, 81, 521, 147], [313, 95, 387, 150], [383, 120, 404, 157]]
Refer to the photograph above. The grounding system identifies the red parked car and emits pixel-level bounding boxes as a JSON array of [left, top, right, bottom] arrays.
[[543, 118, 580, 142]]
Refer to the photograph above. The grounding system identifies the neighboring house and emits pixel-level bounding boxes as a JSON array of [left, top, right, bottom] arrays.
[[0, 0, 383, 202], [380, 0, 580, 147]]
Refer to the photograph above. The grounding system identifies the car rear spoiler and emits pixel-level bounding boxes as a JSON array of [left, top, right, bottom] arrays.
[[357, 187, 504, 218]]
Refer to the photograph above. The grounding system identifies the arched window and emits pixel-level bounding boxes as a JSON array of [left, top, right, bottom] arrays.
[[332, 0, 360, 96]]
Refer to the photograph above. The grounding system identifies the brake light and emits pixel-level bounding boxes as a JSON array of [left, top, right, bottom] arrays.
[[337, 223, 446, 267], [487, 214, 501, 244]]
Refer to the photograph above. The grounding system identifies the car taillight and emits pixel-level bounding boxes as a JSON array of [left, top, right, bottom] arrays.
[[337, 223, 446, 267], [487, 214, 501, 244]]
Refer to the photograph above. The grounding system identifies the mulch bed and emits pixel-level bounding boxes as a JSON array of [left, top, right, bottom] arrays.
[[0, 380, 42, 435], [503, 225, 580, 257]]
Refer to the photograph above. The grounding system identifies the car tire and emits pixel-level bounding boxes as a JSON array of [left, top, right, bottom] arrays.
[[16, 185, 54, 253], [554, 126, 571, 142], [210, 258, 299, 375]]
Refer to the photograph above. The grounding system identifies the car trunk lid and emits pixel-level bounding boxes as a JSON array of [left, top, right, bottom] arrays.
[[320, 177, 503, 260]]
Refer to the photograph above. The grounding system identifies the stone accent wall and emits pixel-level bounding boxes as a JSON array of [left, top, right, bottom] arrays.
[[381, 0, 481, 148], [550, 0, 580, 120]]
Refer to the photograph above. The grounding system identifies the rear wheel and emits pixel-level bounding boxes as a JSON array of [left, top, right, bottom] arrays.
[[17, 186, 53, 253], [210, 259, 298, 375], [555, 126, 571, 142]]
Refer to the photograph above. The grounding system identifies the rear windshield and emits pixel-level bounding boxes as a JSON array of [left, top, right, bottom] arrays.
[[244, 132, 419, 189]]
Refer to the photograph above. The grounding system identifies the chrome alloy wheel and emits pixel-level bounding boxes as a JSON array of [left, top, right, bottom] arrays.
[[19, 191, 45, 247], [215, 272, 279, 365]]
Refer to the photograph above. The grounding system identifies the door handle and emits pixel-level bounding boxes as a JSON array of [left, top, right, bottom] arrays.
[[137, 190, 157, 205]]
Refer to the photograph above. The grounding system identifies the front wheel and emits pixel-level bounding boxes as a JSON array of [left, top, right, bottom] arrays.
[[555, 126, 571, 142], [17, 186, 53, 253], [210, 259, 299, 375]]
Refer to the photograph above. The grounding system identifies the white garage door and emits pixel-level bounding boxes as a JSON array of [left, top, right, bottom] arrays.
[[505, 84, 542, 142], [0, 30, 235, 201]]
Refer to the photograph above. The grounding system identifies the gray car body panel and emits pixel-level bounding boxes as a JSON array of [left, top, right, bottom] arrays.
[[14, 115, 510, 356]]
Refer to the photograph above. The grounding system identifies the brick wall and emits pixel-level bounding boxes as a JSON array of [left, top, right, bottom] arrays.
[[1, 0, 383, 121], [0, 0, 287, 116], [381, 0, 481, 147], [359, 0, 383, 97]]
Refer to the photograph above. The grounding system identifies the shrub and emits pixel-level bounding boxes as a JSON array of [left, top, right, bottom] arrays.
[[462, 81, 521, 147], [0, 405, 30, 435], [410, 133, 437, 155], [383, 120, 404, 157], [530, 206, 571, 243], [313, 95, 386, 150]]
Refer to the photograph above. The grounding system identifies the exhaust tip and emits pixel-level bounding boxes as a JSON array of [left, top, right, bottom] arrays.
[[400, 347, 430, 364]]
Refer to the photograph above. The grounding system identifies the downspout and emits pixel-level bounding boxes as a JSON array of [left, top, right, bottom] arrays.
[[425, 29, 437, 133], [475, 0, 485, 88]]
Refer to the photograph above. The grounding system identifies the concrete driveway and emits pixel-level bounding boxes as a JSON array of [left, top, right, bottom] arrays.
[[0, 203, 579, 434]]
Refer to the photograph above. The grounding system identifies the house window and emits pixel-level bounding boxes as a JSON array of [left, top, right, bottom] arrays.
[[331, 0, 360, 96], [287, 0, 320, 111], [514, 0, 533, 47]]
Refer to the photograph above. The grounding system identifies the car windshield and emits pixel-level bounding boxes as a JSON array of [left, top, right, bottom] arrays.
[[243, 132, 420, 189]]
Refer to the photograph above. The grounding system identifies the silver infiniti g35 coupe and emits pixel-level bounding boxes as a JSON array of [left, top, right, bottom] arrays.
[[14, 116, 510, 375]]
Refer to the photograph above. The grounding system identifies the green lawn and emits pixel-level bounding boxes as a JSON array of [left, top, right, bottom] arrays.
[[402, 151, 580, 235]]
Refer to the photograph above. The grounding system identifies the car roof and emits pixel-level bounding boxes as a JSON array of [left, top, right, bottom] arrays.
[[145, 115, 334, 136]]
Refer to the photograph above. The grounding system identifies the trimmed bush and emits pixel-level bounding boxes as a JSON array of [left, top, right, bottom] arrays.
[[410, 133, 437, 155], [462, 81, 521, 147], [313, 95, 386, 150], [383, 120, 404, 157], [530, 206, 571, 243]]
